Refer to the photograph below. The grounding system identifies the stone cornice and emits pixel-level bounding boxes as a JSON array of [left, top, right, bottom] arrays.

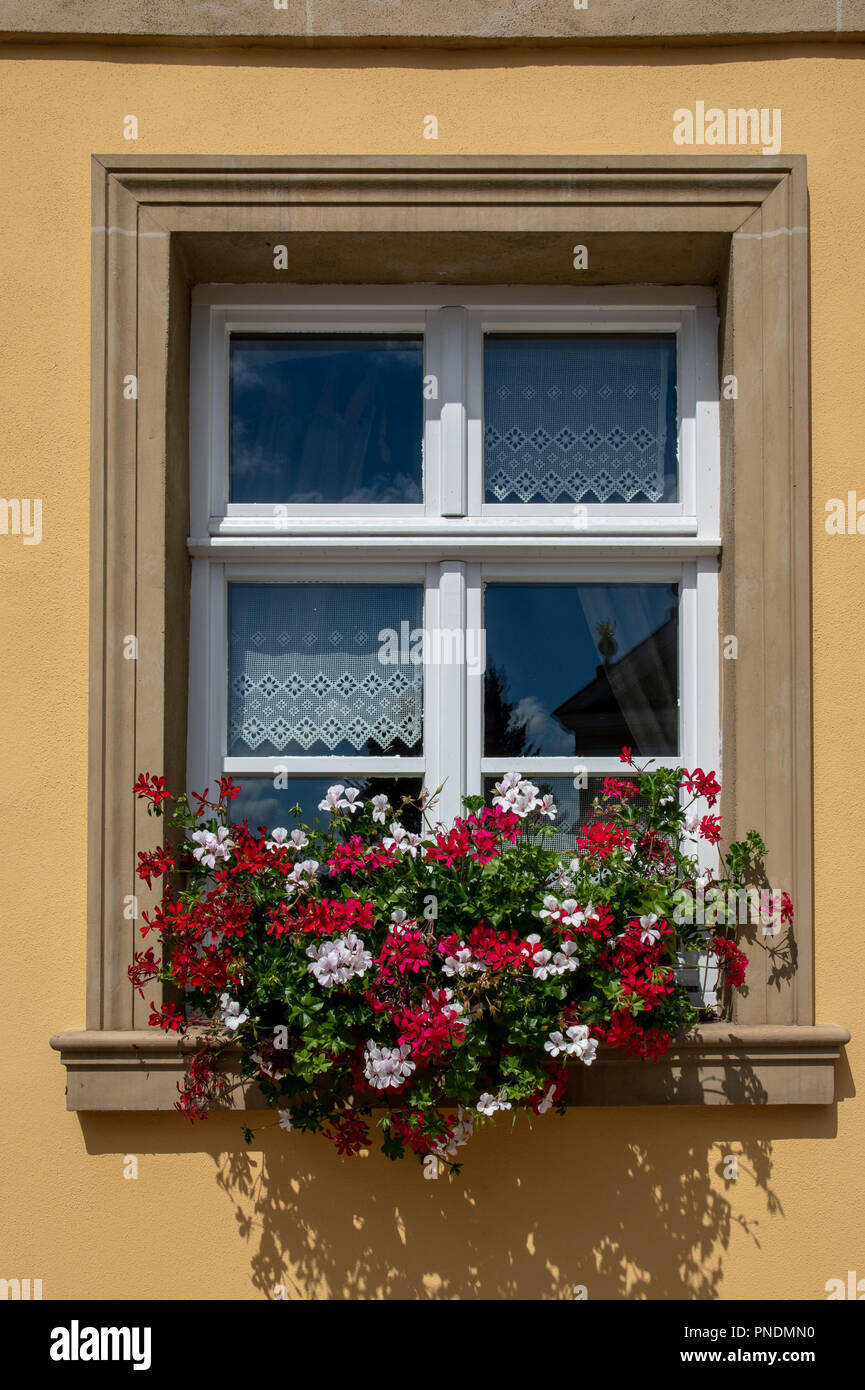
[[2, 1, 865, 49]]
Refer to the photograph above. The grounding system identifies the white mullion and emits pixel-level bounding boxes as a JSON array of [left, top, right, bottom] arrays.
[[677, 309, 698, 519], [695, 304, 721, 539], [425, 561, 466, 823], [466, 311, 484, 516], [465, 563, 483, 796], [187, 559, 227, 800], [432, 307, 467, 517]]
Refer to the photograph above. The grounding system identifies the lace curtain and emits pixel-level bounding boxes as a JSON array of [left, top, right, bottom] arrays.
[[484, 335, 676, 504], [229, 584, 424, 757]]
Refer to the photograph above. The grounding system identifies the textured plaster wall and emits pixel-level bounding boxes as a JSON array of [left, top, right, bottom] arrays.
[[0, 42, 862, 1299]]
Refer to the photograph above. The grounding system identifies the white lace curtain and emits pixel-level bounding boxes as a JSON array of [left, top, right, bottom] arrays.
[[229, 584, 424, 756], [484, 336, 675, 504]]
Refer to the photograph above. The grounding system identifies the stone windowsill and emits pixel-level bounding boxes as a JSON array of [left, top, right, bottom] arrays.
[[50, 1024, 851, 1111]]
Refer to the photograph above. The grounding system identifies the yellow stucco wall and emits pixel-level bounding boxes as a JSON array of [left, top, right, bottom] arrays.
[[1, 42, 862, 1300]]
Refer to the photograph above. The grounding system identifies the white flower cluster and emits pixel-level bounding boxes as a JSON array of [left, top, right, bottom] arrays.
[[638, 912, 661, 945], [442, 945, 486, 979], [363, 1041, 416, 1090], [544, 1023, 598, 1065], [217, 993, 248, 1031], [492, 772, 557, 820], [191, 826, 234, 869], [432, 1105, 475, 1158], [522, 933, 580, 979], [266, 826, 309, 853], [539, 895, 600, 930], [285, 858, 320, 894], [306, 932, 372, 988], [476, 1090, 512, 1116], [383, 822, 422, 857], [536, 1084, 558, 1114], [318, 784, 363, 814]]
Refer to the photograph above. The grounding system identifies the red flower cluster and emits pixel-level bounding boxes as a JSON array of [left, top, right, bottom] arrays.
[[680, 766, 722, 807], [699, 814, 723, 844], [390, 1108, 456, 1157], [602, 1009, 671, 1061], [711, 934, 749, 988], [135, 845, 176, 887], [608, 922, 676, 1010], [322, 1112, 370, 1156], [148, 1000, 185, 1032], [575, 821, 633, 859], [267, 897, 374, 938], [393, 991, 467, 1061], [377, 929, 431, 983], [133, 773, 172, 806], [601, 777, 640, 801], [174, 1047, 228, 1121], [327, 835, 368, 874]]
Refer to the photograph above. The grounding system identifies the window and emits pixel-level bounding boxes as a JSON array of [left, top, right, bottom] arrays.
[[57, 156, 842, 1112], [189, 288, 720, 845]]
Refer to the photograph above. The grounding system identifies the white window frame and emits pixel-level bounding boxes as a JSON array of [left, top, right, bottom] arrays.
[[188, 285, 720, 832]]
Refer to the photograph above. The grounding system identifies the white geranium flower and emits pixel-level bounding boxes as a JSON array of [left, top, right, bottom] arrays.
[[539, 895, 560, 920], [191, 825, 235, 870], [342, 787, 363, 815], [559, 899, 585, 929], [218, 993, 248, 1031], [639, 912, 661, 945], [552, 940, 579, 973], [531, 949, 555, 980], [289, 828, 309, 851], [476, 1091, 511, 1117], [278, 1109, 293, 1133], [536, 1084, 558, 1114], [565, 1023, 598, 1065], [545, 1023, 597, 1064], [433, 1104, 475, 1158], [363, 1041, 416, 1090], [537, 794, 558, 821], [383, 822, 421, 858], [285, 858, 319, 893], [442, 946, 476, 978], [306, 931, 372, 988], [265, 826, 290, 850], [492, 772, 543, 819], [369, 793, 390, 824], [318, 784, 348, 812], [389, 908, 411, 934]]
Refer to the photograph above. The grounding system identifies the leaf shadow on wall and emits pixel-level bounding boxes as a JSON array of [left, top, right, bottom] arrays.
[[80, 1057, 849, 1299], [198, 1101, 833, 1300]]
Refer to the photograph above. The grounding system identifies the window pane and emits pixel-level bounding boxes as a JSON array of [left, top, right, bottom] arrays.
[[233, 776, 424, 836], [484, 334, 677, 504], [484, 583, 679, 757], [230, 335, 424, 504], [229, 584, 424, 757]]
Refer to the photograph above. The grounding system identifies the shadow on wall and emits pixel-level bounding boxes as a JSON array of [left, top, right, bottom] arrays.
[[79, 1101, 842, 1300]]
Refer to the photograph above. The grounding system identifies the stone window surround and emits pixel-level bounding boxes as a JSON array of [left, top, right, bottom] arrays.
[[50, 154, 850, 1110], [2, 1, 865, 47]]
